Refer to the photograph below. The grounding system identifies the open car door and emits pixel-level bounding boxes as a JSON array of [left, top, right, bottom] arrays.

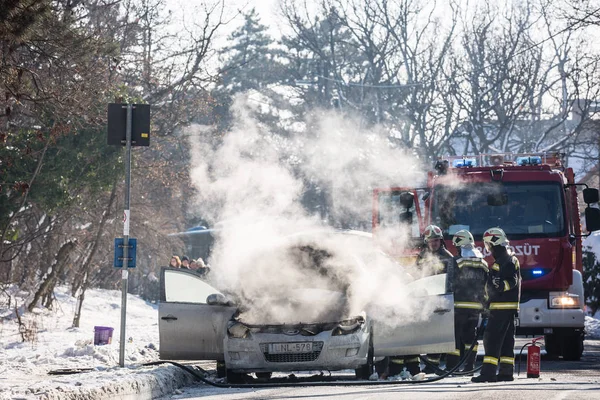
[[159, 267, 237, 360], [372, 274, 455, 356]]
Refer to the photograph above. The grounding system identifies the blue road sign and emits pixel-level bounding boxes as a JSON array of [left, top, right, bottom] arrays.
[[114, 238, 137, 268]]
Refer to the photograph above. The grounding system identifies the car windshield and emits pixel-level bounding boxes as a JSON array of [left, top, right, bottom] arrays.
[[431, 182, 565, 239]]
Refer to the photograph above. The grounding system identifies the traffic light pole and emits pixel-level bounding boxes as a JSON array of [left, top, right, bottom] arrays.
[[119, 104, 132, 367]]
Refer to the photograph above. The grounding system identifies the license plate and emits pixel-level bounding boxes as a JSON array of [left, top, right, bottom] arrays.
[[268, 342, 313, 354]]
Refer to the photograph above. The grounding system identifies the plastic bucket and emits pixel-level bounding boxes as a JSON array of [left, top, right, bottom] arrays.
[[94, 326, 114, 345]]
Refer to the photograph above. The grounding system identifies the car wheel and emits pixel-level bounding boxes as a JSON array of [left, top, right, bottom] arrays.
[[226, 369, 244, 384], [255, 372, 272, 380], [562, 331, 584, 361], [544, 334, 560, 359], [355, 334, 374, 380]]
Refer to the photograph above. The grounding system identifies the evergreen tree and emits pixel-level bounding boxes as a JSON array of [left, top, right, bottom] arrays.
[[280, 9, 361, 111], [218, 8, 282, 93]]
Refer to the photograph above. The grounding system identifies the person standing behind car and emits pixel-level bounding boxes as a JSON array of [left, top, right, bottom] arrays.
[[180, 255, 191, 269], [418, 224, 455, 373], [194, 258, 211, 278], [417, 224, 454, 275], [472, 227, 521, 383], [445, 230, 488, 373], [386, 225, 454, 377], [169, 256, 181, 268]]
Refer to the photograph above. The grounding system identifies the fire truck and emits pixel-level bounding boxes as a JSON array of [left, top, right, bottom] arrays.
[[373, 153, 600, 361]]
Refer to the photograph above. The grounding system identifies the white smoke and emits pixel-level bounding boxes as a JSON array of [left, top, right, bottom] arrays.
[[187, 96, 442, 324]]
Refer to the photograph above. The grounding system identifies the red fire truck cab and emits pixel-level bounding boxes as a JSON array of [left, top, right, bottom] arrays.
[[373, 153, 600, 361]]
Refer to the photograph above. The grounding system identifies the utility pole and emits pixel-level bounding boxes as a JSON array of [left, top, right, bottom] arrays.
[[119, 104, 133, 367], [107, 102, 150, 368]]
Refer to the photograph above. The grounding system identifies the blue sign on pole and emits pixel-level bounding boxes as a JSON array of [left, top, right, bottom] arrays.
[[114, 238, 137, 268]]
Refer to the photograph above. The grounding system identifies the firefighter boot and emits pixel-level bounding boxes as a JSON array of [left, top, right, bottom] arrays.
[[445, 354, 460, 371], [423, 354, 441, 374], [405, 360, 421, 376], [462, 343, 478, 374], [387, 357, 404, 377], [471, 363, 497, 383], [375, 357, 390, 379], [497, 359, 514, 382]]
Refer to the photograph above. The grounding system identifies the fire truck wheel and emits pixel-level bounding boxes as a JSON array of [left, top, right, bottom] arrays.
[[562, 332, 584, 361], [543, 334, 561, 359]]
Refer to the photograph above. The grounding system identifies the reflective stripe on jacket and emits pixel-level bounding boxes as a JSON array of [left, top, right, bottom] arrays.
[[451, 256, 488, 309], [487, 250, 521, 311]]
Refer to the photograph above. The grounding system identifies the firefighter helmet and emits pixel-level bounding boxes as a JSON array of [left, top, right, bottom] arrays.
[[483, 227, 509, 250], [452, 230, 474, 248], [423, 225, 444, 242]]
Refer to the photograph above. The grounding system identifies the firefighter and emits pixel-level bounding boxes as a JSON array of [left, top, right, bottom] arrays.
[[418, 224, 454, 372], [417, 224, 454, 275], [386, 225, 453, 377], [472, 227, 521, 383], [445, 230, 488, 373]]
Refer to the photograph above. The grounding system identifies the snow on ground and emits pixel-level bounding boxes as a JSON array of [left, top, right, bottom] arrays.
[[0, 285, 192, 399], [586, 314, 600, 339]]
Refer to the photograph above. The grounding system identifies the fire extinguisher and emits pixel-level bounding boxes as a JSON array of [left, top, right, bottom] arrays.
[[519, 336, 544, 378], [527, 337, 543, 378]]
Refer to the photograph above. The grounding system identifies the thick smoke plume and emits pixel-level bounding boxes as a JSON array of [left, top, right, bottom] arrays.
[[187, 96, 444, 325]]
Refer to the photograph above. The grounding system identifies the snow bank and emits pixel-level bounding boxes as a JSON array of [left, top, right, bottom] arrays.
[[0, 364, 196, 400], [0, 285, 194, 399], [585, 315, 600, 339]]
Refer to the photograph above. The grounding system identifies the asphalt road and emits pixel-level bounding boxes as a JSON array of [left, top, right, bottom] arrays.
[[158, 339, 600, 400]]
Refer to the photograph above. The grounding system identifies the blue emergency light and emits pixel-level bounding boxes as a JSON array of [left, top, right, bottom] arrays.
[[452, 158, 477, 168], [532, 269, 543, 275], [516, 156, 542, 166]]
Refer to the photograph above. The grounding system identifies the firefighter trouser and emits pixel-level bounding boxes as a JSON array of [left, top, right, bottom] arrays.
[[480, 310, 517, 378], [425, 353, 441, 368], [388, 355, 420, 376], [446, 310, 480, 371]]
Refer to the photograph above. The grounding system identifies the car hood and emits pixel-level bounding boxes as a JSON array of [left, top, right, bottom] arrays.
[[238, 288, 349, 325]]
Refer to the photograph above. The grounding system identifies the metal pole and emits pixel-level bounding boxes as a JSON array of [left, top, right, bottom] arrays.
[[119, 104, 132, 367]]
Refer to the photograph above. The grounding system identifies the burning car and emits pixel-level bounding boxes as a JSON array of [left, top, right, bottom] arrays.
[[158, 231, 455, 381]]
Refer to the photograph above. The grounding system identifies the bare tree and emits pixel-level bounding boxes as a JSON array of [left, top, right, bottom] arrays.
[[280, 0, 460, 160], [438, 0, 600, 164], [372, 0, 459, 157]]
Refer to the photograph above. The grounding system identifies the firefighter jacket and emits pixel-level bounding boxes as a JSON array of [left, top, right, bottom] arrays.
[[487, 249, 521, 311], [451, 255, 488, 311], [417, 246, 454, 275]]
